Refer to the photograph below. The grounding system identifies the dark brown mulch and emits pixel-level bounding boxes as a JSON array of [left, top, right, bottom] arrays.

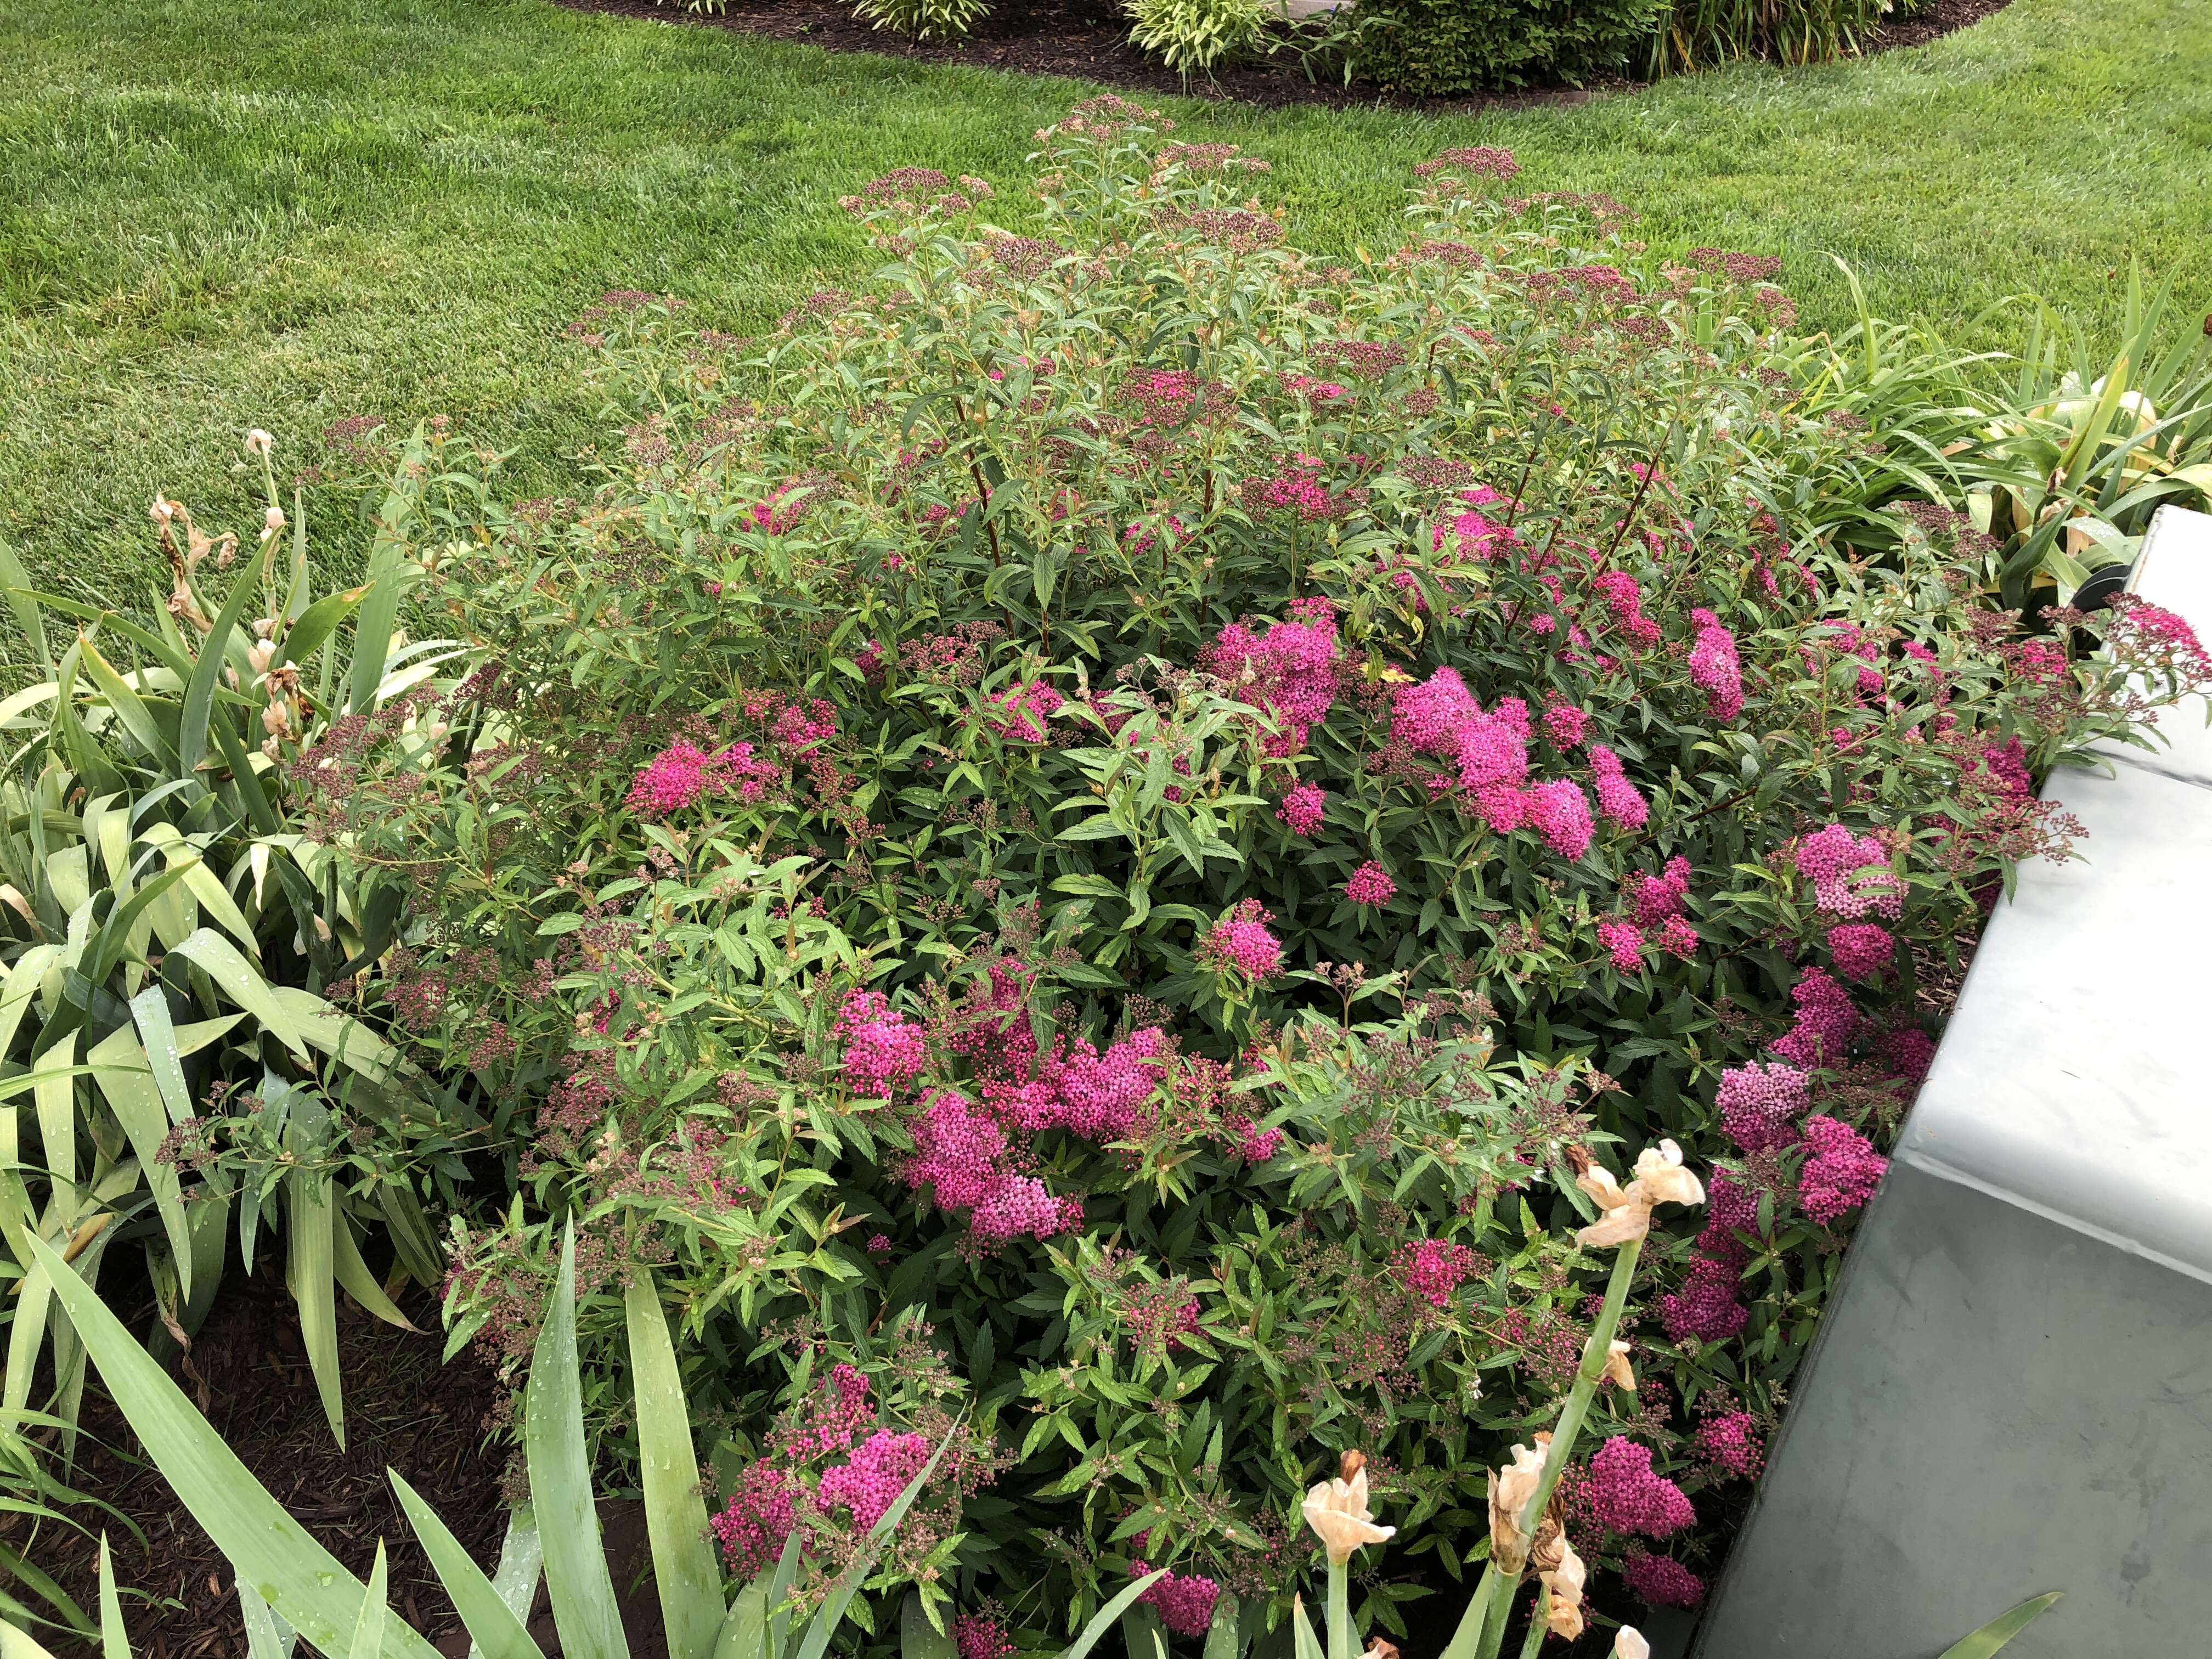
[[555, 0, 2013, 112], [30, 1264, 513, 1659]]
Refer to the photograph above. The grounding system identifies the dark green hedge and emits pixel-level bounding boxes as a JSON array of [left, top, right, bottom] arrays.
[[1351, 0, 1664, 94]]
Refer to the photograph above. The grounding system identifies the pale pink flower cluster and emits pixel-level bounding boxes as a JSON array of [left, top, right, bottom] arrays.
[[836, 990, 928, 1098], [1397, 1238, 1479, 1308], [1686, 608, 1744, 720], [1130, 1564, 1221, 1638], [1798, 1115, 1887, 1223], [1585, 1438, 1695, 1538], [816, 1429, 931, 1531], [1716, 1060, 1810, 1153], [1795, 823, 1905, 919], [1345, 861, 1397, 906], [1202, 900, 1284, 982], [1277, 782, 1328, 836], [1201, 599, 1342, 756], [984, 679, 1064, 743]]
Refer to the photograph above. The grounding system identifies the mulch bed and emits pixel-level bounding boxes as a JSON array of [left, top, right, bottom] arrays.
[[555, 0, 2013, 111], [32, 1265, 516, 1659]]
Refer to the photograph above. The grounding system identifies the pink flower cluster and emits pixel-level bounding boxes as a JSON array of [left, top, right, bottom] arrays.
[[984, 679, 1064, 743], [1798, 1115, 1888, 1223], [953, 1616, 1014, 1659], [1716, 1060, 1810, 1153], [1543, 699, 1588, 749], [625, 737, 789, 818], [1623, 1551, 1706, 1610], [1827, 921, 1896, 981], [1592, 571, 1661, 650], [1598, 916, 1645, 973], [1795, 823, 1905, 919], [836, 990, 928, 1098], [1770, 968, 1861, 1069], [1222, 1114, 1284, 1163], [1687, 608, 1744, 720], [1345, 861, 1397, 907], [1203, 900, 1284, 982], [1585, 1438, 1695, 1538], [1434, 503, 1518, 562], [816, 1429, 930, 1531], [1201, 600, 1342, 756], [1130, 1565, 1221, 1638], [1694, 1410, 1766, 1480], [1662, 1172, 1760, 1342], [1396, 1238, 1479, 1308], [1588, 743, 1649, 828], [1630, 858, 1692, 926], [710, 1463, 801, 1579], [1278, 782, 1328, 836], [906, 1090, 1076, 1246]]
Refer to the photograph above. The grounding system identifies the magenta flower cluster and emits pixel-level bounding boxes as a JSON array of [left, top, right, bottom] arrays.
[[1687, 608, 1744, 720], [984, 679, 1065, 743], [1827, 921, 1897, 981], [1585, 1437, 1696, 1538], [953, 1615, 1014, 1659], [836, 990, 929, 1099], [1798, 1115, 1888, 1223], [1277, 782, 1328, 836], [1796, 822, 1905, 919], [1203, 900, 1285, 982], [1130, 1563, 1221, 1638], [1200, 598, 1343, 756], [816, 1428, 932, 1531], [1716, 1060, 1810, 1153], [1396, 1238, 1479, 1308], [1345, 860, 1397, 907], [1623, 1550, 1706, 1610]]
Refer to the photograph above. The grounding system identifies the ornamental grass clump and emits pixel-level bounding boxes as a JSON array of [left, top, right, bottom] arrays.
[[329, 98, 2210, 1641]]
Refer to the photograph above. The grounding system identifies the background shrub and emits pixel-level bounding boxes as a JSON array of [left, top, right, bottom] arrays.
[[329, 102, 2204, 1644], [1348, 0, 1664, 94], [853, 0, 992, 46], [1124, 0, 1281, 77]]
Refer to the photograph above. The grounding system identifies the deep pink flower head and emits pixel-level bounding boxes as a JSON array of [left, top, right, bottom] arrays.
[[1628, 857, 1692, 926], [1391, 667, 1481, 753], [1278, 782, 1328, 836], [1528, 778, 1594, 859], [1591, 572, 1661, 650], [953, 1615, 1014, 1659], [836, 990, 928, 1098], [1588, 743, 1649, 828], [1623, 1551, 1706, 1609], [1543, 700, 1589, 749], [1597, 917, 1644, 973], [816, 1429, 930, 1532], [1223, 1114, 1284, 1163], [1660, 1255, 1749, 1342], [628, 741, 715, 816], [1828, 922, 1896, 981], [985, 680, 1064, 743], [907, 1090, 1009, 1211], [1396, 1238, 1479, 1308], [1657, 915, 1699, 958], [1878, 1027, 1938, 1090], [1770, 968, 1861, 1068], [1045, 1028, 1170, 1139], [710, 1463, 800, 1579], [1131, 1565, 1221, 1638], [1694, 1410, 1766, 1480], [1201, 600, 1341, 756], [1795, 823, 1905, 919], [1695, 1170, 1763, 1265], [1203, 900, 1283, 982], [1716, 1060, 1810, 1153], [1688, 608, 1744, 721], [1346, 861, 1397, 907], [1585, 1438, 1695, 1537], [1798, 1115, 1887, 1223]]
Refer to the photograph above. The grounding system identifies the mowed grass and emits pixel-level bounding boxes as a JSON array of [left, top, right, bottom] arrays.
[[2, 0, 2208, 626]]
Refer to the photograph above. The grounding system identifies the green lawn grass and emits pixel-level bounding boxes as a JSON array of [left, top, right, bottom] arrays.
[[2, 0, 2208, 626]]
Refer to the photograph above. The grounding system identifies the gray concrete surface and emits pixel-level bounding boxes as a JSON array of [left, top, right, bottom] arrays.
[[1692, 505, 2212, 1659]]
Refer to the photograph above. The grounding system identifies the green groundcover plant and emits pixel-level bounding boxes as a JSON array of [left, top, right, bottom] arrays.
[[105, 98, 2210, 1650]]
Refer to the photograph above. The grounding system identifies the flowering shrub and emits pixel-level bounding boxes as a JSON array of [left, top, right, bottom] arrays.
[[351, 98, 2207, 1643]]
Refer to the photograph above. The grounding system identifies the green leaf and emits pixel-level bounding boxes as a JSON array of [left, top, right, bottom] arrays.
[[347, 566, 409, 718], [97, 1537, 131, 1659], [332, 1216, 415, 1331], [712, 1581, 766, 1659], [19, 1232, 439, 1659], [283, 1170, 344, 1447], [1062, 1573, 1167, 1659], [527, 1224, 630, 1659], [900, 1591, 954, 1659], [78, 637, 174, 770], [1200, 1594, 1241, 1659], [484, 1505, 545, 1653], [171, 930, 309, 1058], [180, 558, 267, 773], [0, 535, 54, 676], [87, 1025, 195, 1300], [1289, 1597, 1324, 1659], [1937, 1593, 2064, 1659], [391, 1474, 545, 1659], [347, 1544, 390, 1659], [128, 987, 195, 1127], [624, 1274, 724, 1659], [276, 587, 366, 675], [238, 1579, 298, 1659]]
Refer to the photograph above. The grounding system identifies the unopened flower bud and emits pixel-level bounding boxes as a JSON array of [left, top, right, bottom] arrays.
[[247, 640, 276, 676], [262, 506, 286, 538]]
